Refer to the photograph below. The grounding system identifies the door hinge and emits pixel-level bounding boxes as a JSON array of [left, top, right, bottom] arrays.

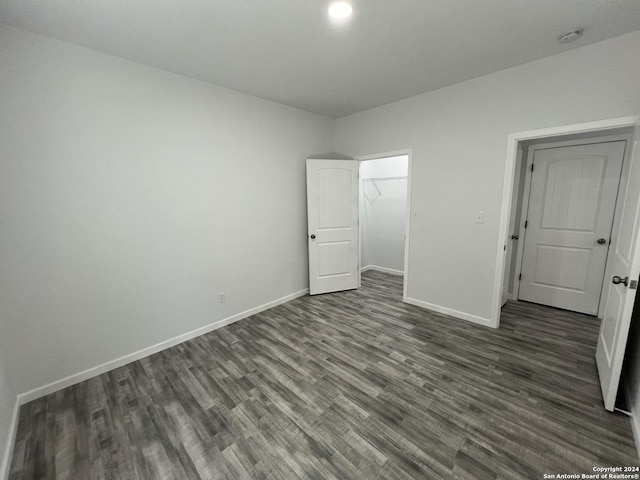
[[531, 163, 534, 172], [518, 273, 522, 281], [524, 220, 528, 229]]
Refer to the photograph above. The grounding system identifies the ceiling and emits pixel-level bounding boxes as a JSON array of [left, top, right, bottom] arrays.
[[2, 1, 640, 118]]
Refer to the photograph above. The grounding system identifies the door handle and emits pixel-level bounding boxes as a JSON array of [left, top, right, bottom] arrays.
[[310, 234, 316, 239], [511, 234, 519, 240], [612, 275, 629, 286], [597, 238, 608, 245]]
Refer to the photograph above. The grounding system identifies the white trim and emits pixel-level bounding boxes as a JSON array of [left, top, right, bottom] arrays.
[[492, 115, 640, 328], [403, 151, 414, 302], [405, 297, 493, 328], [503, 145, 523, 301], [357, 166, 362, 289], [357, 161, 362, 290], [525, 133, 633, 151], [354, 149, 413, 303], [356, 149, 412, 162], [623, 380, 640, 461], [512, 145, 536, 300], [361, 265, 404, 276], [1, 396, 19, 480], [17, 289, 308, 404]]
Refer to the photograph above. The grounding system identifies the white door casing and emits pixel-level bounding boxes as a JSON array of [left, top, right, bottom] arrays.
[[518, 142, 626, 315], [306, 159, 359, 295], [597, 135, 640, 411]]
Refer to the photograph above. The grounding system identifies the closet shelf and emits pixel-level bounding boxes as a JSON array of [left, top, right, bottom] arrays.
[[362, 176, 407, 181]]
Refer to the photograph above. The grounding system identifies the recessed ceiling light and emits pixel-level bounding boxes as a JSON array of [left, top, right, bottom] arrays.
[[328, 1, 353, 20], [559, 28, 584, 44]]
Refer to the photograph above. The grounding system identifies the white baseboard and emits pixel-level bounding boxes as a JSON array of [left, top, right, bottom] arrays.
[[361, 265, 404, 276], [17, 289, 309, 405], [404, 297, 493, 328], [623, 379, 640, 461], [1, 396, 20, 480]]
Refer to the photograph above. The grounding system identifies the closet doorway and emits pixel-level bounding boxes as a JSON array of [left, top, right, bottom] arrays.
[[504, 133, 632, 316], [358, 152, 411, 295]]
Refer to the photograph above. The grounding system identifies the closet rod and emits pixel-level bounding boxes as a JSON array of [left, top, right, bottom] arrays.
[[363, 176, 407, 181]]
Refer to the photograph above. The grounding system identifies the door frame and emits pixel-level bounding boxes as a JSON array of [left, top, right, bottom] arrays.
[[355, 149, 413, 301], [491, 115, 640, 328], [502, 145, 524, 305], [511, 135, 631, 313]]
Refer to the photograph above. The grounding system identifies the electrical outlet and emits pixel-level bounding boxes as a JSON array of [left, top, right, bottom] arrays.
[[218, 292, 226, 303]]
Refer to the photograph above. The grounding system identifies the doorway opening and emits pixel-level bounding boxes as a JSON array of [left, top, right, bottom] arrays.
[[493, 115, 640, 412], [356, 150, 412, 300], [504, 133, 631, 316], [493, 117, 640, 327]]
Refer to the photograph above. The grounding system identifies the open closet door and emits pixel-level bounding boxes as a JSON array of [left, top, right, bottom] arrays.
[[306, 159, 359, 295], [597, 132, 640, 411]]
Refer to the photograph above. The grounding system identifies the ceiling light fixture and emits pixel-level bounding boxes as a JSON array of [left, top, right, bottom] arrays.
[[559, 28, 584, 44], [328, 1, 353, 20]]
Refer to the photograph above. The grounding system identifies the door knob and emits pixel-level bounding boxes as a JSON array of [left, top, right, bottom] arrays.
[[310, 234, 316, 239], [597, 238, 607, 245], [612, 275, 629, 286]]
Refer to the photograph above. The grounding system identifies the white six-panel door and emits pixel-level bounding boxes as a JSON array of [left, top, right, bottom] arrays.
[[518, 142, 626, 315], [306, 159, 359, 295]]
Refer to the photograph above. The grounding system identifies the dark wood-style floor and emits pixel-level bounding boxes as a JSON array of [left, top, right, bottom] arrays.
[[9, 271, 639, 479]]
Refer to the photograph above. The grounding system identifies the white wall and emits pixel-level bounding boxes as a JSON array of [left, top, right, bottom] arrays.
[[360, 156, 408, 272], [335, 30, 640, 325], [0, 348, 17, 480], [0, 25, 334, 396]]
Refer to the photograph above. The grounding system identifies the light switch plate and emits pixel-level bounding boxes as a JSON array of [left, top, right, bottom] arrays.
[[474, 212, 485, 224]]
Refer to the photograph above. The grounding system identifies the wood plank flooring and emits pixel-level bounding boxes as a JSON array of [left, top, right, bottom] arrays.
[[9, 271, 639, 479]]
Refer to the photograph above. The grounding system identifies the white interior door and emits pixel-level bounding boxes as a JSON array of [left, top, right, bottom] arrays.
[[306, 159, 359, 295], [597, 135, 640, 411], [519, 142, 626, 315]]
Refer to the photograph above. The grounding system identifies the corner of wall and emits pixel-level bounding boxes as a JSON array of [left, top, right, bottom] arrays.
[[404, 297, 492, 328]]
